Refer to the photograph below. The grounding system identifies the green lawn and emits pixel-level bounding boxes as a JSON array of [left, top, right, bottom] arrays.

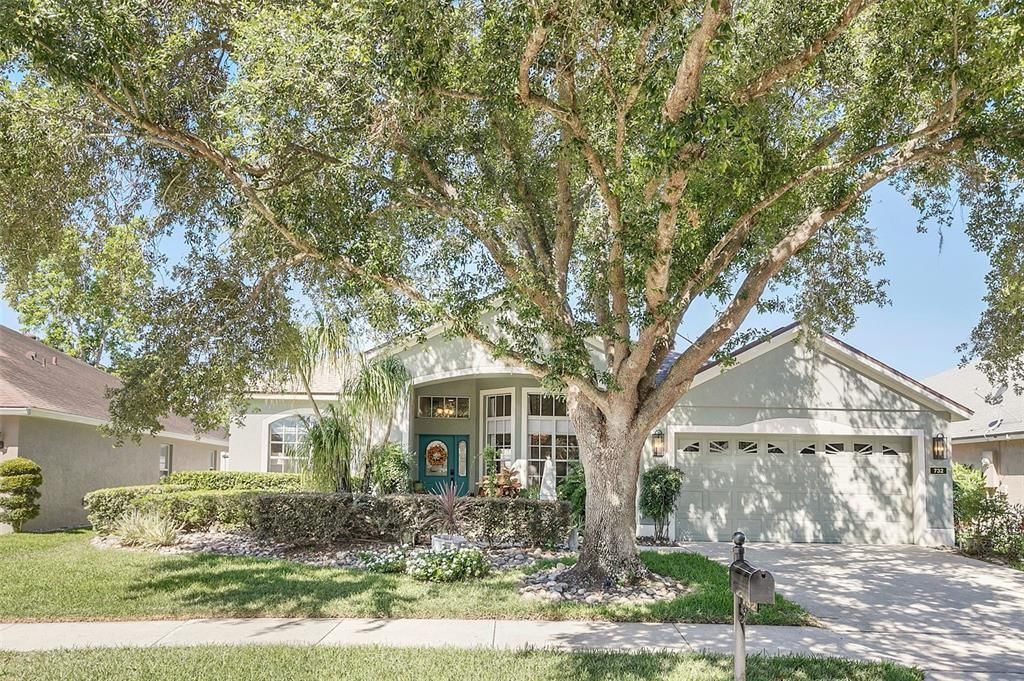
[[0, 531, 811, 625], [0, 646, 921, 681]]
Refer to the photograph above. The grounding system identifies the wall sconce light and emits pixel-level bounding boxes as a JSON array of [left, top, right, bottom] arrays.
[[0, 431, 5, 452], [651, 429, 666, 457], [932, 433, 948, 459]]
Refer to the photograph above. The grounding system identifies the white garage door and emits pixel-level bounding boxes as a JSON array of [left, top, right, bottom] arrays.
[[672, 435, 914, 543]]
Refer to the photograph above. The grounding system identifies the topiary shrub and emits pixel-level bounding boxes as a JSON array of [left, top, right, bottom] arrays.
[[161, 471, 303, 491], [83, 484, 188, 533], [639, 464, 685, 542], [0, 458, 43, 532]]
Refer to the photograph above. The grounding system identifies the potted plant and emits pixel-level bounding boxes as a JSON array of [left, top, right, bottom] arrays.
[[430, 480, 467, 550]]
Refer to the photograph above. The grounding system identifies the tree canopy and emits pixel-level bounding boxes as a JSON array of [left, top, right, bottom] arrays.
[[3, 219, 155, 366], [0, 0, 1021, 436]]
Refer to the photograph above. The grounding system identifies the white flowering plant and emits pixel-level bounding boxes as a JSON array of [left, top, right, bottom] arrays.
[[405, 547, 490, 582], [357, 546, 408, 573]]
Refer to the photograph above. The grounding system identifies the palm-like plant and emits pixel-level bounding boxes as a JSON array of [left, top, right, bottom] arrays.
[[350, 355, 410, 491], [275, 312, 352, 420], [294, 402, 354, 492]]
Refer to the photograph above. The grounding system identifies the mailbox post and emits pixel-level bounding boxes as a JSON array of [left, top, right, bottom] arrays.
[[729, 532, 775, 681]]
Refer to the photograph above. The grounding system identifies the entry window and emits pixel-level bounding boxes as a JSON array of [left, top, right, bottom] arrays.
[[484, 393, 513, 471], [418, 396, 470, 419], [159, 444, 173, 478], [527, 393, 578, 487], [269, 415, 308, 473]]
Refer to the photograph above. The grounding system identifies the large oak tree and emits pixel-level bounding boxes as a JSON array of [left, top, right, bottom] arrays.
[[1, 0, 1021, 582]]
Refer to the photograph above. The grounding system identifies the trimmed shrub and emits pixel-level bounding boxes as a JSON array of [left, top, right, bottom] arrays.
[[132, 490, 259, 532], [249, 493, 572, 548], [161, 471, 303, 491], [0, 457, 42, 531], [406, 547, 490, 582], [84, 484, 188, 534], [113, 509, 182, 547], [639, 465, 685, 542]]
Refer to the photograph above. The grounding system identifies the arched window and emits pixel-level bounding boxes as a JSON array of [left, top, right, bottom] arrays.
[[268, 415, 308, 473]]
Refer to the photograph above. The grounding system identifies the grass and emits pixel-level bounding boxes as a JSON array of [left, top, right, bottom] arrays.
[[0, 645, 922, 681], [0, 530, 811, 625]]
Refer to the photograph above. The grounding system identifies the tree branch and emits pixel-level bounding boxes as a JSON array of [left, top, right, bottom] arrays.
[[640, 134, 960, 427], [662, 0, 732, 122], [733, 0, 877, 106]]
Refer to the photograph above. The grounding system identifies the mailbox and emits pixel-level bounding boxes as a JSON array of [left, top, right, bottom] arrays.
[[728, 531, 776, 681], [730, 560, 775, 609]]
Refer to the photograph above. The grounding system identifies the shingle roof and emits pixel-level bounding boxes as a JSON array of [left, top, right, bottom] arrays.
[[925, 362, 1024, 439], [0, 324, 224, 441]]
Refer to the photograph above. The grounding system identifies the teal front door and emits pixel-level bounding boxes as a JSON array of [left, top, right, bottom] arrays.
[[418, 434, 470, 495]]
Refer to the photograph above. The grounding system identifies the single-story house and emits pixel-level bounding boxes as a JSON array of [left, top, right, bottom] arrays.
[[229, 321, 969, 546], [926, 362, 1024, 505], [0, 324, 228, 532]]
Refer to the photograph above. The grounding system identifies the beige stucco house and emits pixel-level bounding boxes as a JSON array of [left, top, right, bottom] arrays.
[[230, 321, 969, 547], [0, 325, 227, 532], [927, 362, 1024, 505]]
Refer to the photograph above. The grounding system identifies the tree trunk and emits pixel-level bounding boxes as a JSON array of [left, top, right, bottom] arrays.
[[569, 399, 648, 586]]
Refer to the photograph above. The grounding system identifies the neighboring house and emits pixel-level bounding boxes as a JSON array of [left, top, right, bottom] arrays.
[[229, 321, 969, 547], [0, 325, 228, 532], [926, 362, 1024, 505]]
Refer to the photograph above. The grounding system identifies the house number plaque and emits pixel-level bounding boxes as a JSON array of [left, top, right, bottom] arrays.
[[930, 466, 948, 475]]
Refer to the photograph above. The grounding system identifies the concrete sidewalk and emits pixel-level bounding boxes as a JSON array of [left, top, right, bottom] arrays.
[[2, 617, 1022, 680]]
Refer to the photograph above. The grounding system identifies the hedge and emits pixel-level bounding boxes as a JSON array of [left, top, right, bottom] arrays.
[[133, 490, 259, 532], [84, 485, 184, 533], [249, 493, 572, 548], [160, 471, 303, 491]]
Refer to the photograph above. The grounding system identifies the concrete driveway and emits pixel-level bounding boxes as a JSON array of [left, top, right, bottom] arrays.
[[675, 542, 1024, 679]]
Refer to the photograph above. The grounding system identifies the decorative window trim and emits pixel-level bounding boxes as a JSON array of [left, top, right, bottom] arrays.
[[522, 390, 578, 488], [479, 388, 516, 481], [708, 440, 729, 455], [854, 442, 873, 456], [737, 440, 759, 455], [417, 395, 471, 419]]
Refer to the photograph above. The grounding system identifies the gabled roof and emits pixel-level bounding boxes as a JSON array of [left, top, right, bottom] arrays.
[[0, 325, 226, 444], [677, 322, 973, 420], [925, 362, 1024, 440]]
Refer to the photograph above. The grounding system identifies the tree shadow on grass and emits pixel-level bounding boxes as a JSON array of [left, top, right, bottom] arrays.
[[130, 554, 419, 619]]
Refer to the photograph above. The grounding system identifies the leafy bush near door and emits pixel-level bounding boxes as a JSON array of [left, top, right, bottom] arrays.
[[953, 462, 1024, 564], [0, 457, 43, 532]]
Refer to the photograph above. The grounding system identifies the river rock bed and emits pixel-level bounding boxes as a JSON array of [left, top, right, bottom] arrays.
[[91, 530, 572, 572], [519, 563, 690, 605]]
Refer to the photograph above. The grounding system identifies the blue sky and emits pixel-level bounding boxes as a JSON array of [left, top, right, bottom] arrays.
[[0, 181, 988, 381]]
